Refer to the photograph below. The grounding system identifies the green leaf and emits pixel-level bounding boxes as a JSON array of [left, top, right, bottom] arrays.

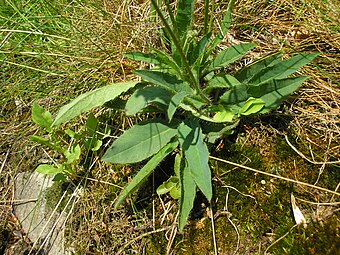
[[210, 43, 257, 71], [134, 70, 192, 93], [152, 48, 182, 75], [86, 113, 98, 136], [53, 81, 138, 127], [124, 52, 161, 65], [239, 97, 265, 116], [114, 140, 179, 209], [32, 103, 53, 132], [248, 52, 318, 85], [64, 144, 81, 164], [30, 135, 63, 153], [169, 184, 181, 199], [219, 83, 250, 105], [36, 164, 62, 175], [125, 86, 173, 116], [248, 76, 309, 113], [168, 91, 190, 121], [179, 160, 196, 231], [103, 120, 178, 163], [235, 53, 282, 82], [175, 0, 195, 39], [157, 176, 179, 195], [212, 105, 235, 122], [178, 120, 212, 201], [204, 74, 241, 92]]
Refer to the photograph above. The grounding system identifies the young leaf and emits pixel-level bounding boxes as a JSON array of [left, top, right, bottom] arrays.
[[157, 176, 179, 195], [30, 135, 63, 154], [53, 81, 138, 127], [64, 144, 81, 164], [179, 161, 197, 231], [36, 164, 62, 175], [213, 105, 235, 122], [239, 97, 265, 116], [235, 53, 282, 82], [248, 52, 318, 85], [175, 0, 195, 40], [32, 103, 53, 132], [103, 120, 178, 164], [125, 86, 173, 116], [178, 120, 212, 201], [209, 43, 257, 71], [134, 70, 192, 93], [167, 91, 190, 121], [114, 140, 179, 209]]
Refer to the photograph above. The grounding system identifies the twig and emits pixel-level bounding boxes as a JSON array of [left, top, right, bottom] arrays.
[[209, 203, 218, 255], [209, 156, 340, 196], [285, 135, 340, 165], [264, 224, 298, 254], [117, 226, 170, 255]]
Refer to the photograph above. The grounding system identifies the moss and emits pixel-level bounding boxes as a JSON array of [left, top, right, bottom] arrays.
[[45, 181, 72, 213]]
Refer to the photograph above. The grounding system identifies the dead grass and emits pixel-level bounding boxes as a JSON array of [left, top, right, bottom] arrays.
[[1, 0, 339, 254]]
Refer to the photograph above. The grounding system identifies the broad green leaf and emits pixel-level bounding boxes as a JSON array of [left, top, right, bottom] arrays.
[[213, 105, 235, 122], [152, 49, 182, 75], [124, 52, 161, 65], [239, 97, 265, 116], [235, 53, 282, 82], [103, 120, 178, 163], [64, 144, 81, 164], [219, 83, 250, 105], [157, 176, 179, 195], [179, 161, 196, 231], [210, 43, 257, 71], [178, 120, 212, 201], [53, 81, 138, 127], [204, 74, 241, 92], [191, 32, 212, 65], [204, 121, 239, 144], [126, 86, 173, 116], [134, 70, 192, 93], [249, 76, 309, 113], [248, 53, 318, 85], [168, 91, 190, 121], [36, 164, 62, 175], [175, 0, 195, 39], [32, 103, 53, 132], [114, 140, 179, 209]]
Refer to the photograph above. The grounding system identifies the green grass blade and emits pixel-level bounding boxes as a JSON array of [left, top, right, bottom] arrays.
[[248, 53, 318, 85], [103, 120, 178, 164], [179, 160, 197, 231], [178, 120, 212, 201], [126, 86, 173, 116], [209, 43, 257, 71], [114, 140, 179, 209], [53, 81, 138, 127]]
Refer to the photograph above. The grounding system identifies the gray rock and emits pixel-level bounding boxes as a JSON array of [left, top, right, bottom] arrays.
[[14, 172, 69, 255]]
